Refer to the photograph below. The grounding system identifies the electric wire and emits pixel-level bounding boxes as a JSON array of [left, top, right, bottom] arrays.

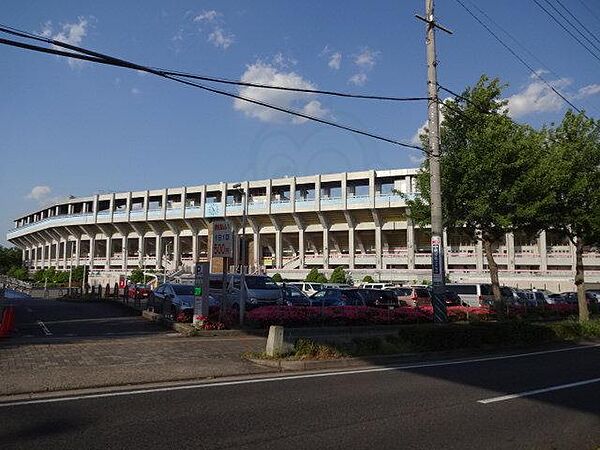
[[555, 0, 600, 45], [0, 27, 425, 152], [532, 0, 600, 63], [454, 0, 585, 115]]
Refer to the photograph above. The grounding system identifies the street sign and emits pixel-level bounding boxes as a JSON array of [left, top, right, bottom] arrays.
[[193, 262, 211, 324], [212, 220, 233, 258], [431, 235, 443, 284]]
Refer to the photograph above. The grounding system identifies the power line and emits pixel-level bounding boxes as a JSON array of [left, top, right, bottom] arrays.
[[577, 0, 600, 27], [532, 0, 600, 63], [543, 0, 600, 52], [0, 23, 428, 103], [0, 32, 425, 152], [464, 0, 564, 82], [454, 0, 584, 115], [555, 0, 600, 46]]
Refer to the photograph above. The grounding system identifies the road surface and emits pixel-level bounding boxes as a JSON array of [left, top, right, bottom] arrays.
[[1, 341, 599, 449]]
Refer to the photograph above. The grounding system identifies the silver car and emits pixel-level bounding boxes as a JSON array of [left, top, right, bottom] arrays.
[[149, 283, 218, 316]]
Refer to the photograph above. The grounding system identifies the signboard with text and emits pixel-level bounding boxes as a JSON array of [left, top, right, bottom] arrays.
[[212, 220, 233, 258]]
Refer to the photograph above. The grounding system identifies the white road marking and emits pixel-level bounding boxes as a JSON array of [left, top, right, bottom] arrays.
[[36, 320, 52, 336], [0, 343, 598, 408], [478, 377, 600, 404]]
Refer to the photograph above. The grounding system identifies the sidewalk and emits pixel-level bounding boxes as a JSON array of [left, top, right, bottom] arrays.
[[0, 333, 271, 396]]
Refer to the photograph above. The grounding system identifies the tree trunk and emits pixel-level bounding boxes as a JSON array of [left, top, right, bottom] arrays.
[[574, 239, 589, 322], [482, 238, 502, 302]]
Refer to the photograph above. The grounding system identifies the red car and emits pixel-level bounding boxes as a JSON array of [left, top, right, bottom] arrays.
[[127, 284, 151, 299]]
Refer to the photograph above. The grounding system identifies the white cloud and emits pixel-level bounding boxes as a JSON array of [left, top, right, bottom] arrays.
[[575, 84, 600, 99], [190, 9, 234, 50], [41, 17, 90, 68], [354, 47, 380, 70], [408, 152, 426, 166], [131, 87, 141, 95], [272, 52, 297, 69], [208, 27, 234, 49], [348, 73, 367, 86], [233, 62, 328, 124], [193, 10, 220, 22], [26, 186, 51, 201], [328, 52, 342, 70], [506, 78, 571, 118]]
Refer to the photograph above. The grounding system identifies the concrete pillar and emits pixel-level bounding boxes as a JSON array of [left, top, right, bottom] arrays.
[[75, 236, 81, 266], [173, 233, 181, 268], [275, 231, 283, 269], [539, 231, 548, 272], [138, 234, 145, 266], [348, 226, 355, 269], [341, 173, 348, 209], [106, 236, 112, 269], [375, 226, 382, 270], [122, 236, 128, 270], [253, 231, 261, 270], [507, 232, 515, 271], [476, 240, 484, 271], [34, 245, 39, 268], [298, 229, 305, 269], [62, 239, 68, 268], [156, 234, 162, 268], [322, 227, 329, 270], [407, 219, 415, 270], [192, 233, 198, 265], [89, 237, 95, 267]]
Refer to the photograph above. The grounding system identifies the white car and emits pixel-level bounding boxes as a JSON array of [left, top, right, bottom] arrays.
[[286, 282, 323, 296]]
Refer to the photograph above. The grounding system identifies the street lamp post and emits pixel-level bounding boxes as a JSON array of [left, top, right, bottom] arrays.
[[233, 183, 248, 326]]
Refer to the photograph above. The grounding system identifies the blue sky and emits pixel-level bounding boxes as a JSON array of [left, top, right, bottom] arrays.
[[2, 0, 600, 245]]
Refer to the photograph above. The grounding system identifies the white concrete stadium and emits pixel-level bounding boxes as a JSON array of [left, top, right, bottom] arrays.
[[7, 168, 600, 291]]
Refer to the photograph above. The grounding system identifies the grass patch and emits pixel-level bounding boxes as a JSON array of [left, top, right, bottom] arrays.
[[276, 318, 600, 360]]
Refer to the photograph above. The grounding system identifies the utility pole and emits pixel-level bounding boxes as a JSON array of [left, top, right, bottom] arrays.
[[416, 0, 452, 323]]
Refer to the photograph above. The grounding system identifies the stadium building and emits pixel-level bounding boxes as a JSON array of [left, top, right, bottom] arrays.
[[7, 168, 600, 291]]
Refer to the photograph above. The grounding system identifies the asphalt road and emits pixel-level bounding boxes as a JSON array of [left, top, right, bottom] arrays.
[[4, 295, 165, 340], [1, 342, 599, 449]]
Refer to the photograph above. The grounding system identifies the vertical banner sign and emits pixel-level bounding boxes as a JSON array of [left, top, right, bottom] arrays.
[[431, 235, 443, 284], [193, 262, 211, 324], [118, 275, 126, 289], [212, 220, 233, 258]]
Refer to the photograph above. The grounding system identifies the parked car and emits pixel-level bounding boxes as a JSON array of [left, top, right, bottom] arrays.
[[520, 290, 547, 307], [309, 288, 366, 307], [561, 291, 599, 305], [446, 283, 512, 307], [286, 282, 323, 296], [280, 284, 312, 307], [209, 274, 283, 310], [387, 286, 431, 307], [127, 283, 151, 299], [359, 288, 405, 308], [361, 282, 398, 290], [148, 283, 218, 316]]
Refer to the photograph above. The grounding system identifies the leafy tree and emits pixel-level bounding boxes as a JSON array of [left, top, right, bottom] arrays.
[[0, 245, 22, 274], [329, 267, 348, 284], [7, 266, 28, 280], [271, 273, 283, 282], [315, 273, 328, 284], [362, 275, 375, 283], [537, 111, 600, 321], [406, 75, 545, 302], [129, 268, 145, 284], [305, 268, 320, 282], [71, 266, 85, 283]]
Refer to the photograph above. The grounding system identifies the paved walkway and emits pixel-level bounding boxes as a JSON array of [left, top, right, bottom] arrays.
[[1, 334, 270, 395]]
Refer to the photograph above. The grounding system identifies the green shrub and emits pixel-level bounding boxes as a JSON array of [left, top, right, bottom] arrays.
[[329, 267, 348, 284], [362, 275, 375, 283], [305, 268, 320, 282], [271, 273, 283, 282]]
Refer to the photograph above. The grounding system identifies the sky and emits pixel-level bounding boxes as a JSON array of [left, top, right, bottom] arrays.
[[2, 0, 600, 245]]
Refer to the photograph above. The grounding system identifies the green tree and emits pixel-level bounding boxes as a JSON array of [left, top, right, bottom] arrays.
[[537, 111, 600, 321], [7, 266, 28, 281], [315, 273, 328, 284], [71, 266, 85, 283], [329, 267, 347, 284], [407, 76, 545, 302], [271, 273, 283, 282], [129, 268, 145, 284], [0, 245, 22, 274], [305, 268, 320, 282], [362, 275, 375, 283]]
